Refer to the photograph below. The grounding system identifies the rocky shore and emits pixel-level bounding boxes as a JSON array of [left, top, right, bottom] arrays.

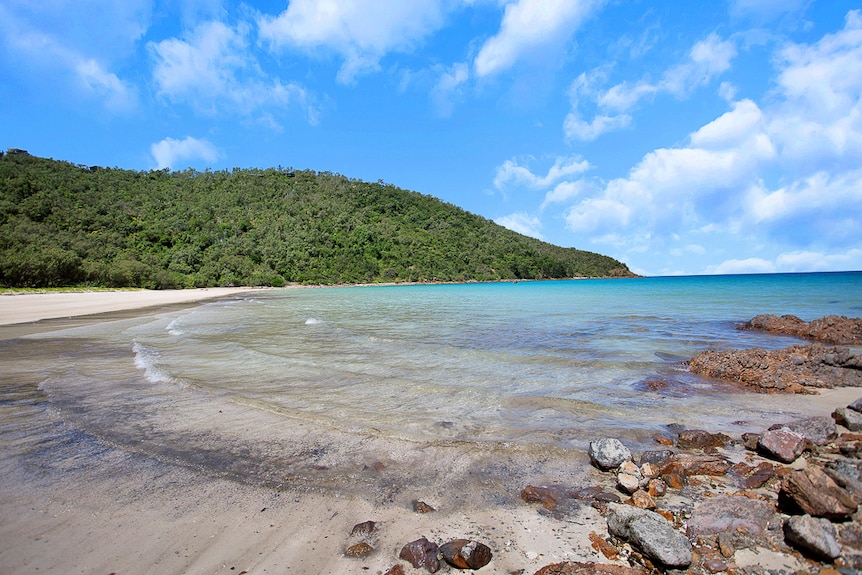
[[338, 316, 862, 575]]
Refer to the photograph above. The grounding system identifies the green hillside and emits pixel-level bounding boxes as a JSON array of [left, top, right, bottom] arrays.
[[0, 150, 635, 288]]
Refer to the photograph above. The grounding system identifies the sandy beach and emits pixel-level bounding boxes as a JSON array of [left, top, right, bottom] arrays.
[[1, 289, 860, 574]]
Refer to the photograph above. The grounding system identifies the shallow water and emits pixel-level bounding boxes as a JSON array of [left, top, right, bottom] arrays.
[[2, 272, 861, 503]]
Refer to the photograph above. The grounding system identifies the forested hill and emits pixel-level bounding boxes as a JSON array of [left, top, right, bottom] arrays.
[[0, 151, 636, 288]]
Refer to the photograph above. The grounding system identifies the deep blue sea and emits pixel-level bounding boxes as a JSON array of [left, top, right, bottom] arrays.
[[2, 272, 861, 501]]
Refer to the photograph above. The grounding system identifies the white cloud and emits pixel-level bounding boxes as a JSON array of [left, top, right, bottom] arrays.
[[431, 62, 470, 117], [150, 136, 221, 170], [564, 112, 631, 141], [258, 0, 449, 84], [494, 155, 591, 189], [150, 21, 317, 125], [704, 257, 775, 275], [541, 180, 589, 210], [494, 212, 544, 240], [474, 0, 603, 78]]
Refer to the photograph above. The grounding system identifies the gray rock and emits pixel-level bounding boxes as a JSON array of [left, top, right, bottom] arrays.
[[834, 407, 862, 431], [589, 438, 632, 471], [849, 397, 862, 413], [687, 495, 774, 538], [606, 503, 692, 568], [783, 515, 841, 561], [758, 427, 808, 463], [775, 416, 836, 445]]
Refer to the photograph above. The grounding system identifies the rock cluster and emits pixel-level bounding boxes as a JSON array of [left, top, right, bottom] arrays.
[[741, 314, 862, 345], [687, 343, 862, 393], [521, 396, 862, 574]]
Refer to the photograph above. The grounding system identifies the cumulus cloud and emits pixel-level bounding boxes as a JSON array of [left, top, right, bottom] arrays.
[[474, 0, 603, 77], [566, 32, 737, 140], [494, 212, 544, 240], [150, 21, 317, 125], [430, 62, 470, 117], [258, 0, 449, 84], [150, 136, 221, 170], [494, 155, 591, 190], [560, 11, 862, 273]]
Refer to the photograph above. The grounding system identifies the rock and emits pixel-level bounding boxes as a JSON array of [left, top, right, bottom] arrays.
[[630, 490, 656, 510], [677, 429, 727, 449], [702, 558, 728, 573], [439, 539, 492, 569], [606, 503, 692, 568], [589, 438, 632, 470], [783, 515, 841, 561], [687, 343, 862, 393], [646, 479, 667, 497], [741, 314, 862, 345], [659, 453, 730, 477], [773, 416, 836, 445], [780, 467, 858, 520], [350, 520, 376, 536], [617, 472, 640, 494], [741, 432, 761, 451], [521, 485, 562, 510], [758, 427, 808, 462], [344, 541, 374, 557], [850, 397, 862, 412], [639, 450, 675, 466], [731, 461, 776, 489], [640, 462, 659, 479], [824, 460, 862, 504], [687, 495, 774, 538], [589, 532, 619, 560], [834, 407, 862, 431], [384, 565, 406, 575], [399, 537, 440, 573], [413, 500, 436, 513], [532, 562, 648, 575]]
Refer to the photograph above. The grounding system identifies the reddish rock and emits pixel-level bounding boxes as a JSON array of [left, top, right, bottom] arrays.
[[660, 453, 730, 477], [772, 416, 836, 445], [384, 565, 406, 575], [687, 495, 774, 538], [589, 532, 619, 560], [400, 537, 440, 573], [533, 562, 648, 575], [758, 427, 808, 463], [350, 520, 376, 536], [731, 461, 776, 489], [344, 542, 374, 558], [780, 467, 858, 520], [741, 314, 862, 345], [687, 344, 862, 393], [677, 429, 728, 449], [439, 539, 492, 569], [630, 490, 656, 510], [521, 485, 563, 510], [646, 479, 667, 497], [413, 500, 436, 513]]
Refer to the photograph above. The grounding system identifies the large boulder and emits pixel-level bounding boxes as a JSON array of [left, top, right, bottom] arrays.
[[589, 438, 632, 471], [834, 407, 862, 431], [606, 504, 692, 568], [773, 416, 836, 446], [780, 467, 858, 520], [741, 314, 862, 345], [783, 515, 841, 561], [687, 495, 774, 539]]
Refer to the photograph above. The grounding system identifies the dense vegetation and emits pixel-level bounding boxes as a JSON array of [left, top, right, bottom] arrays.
[[0, 150, 635, 288]]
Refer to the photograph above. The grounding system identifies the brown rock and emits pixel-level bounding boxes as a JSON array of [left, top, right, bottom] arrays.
[[384, 565, 406, 575], [589, 532, 619, 560], [687, 343, 862, 393], [646, 478, 667, 497], [758, 427, 808, 463], [678, 429, 728, 449], [687, 495, 774, 538], [630, 490, 656, 510], [741, 314, 862, 345], [400, 537, 440, 573], [413, 500, 436, 513], [732, 461, 776, 489], [660, 453, 730, 477], [440, 539, 492, 569], [344, 541, 375, 558], [703, 557, 728, 573], [350, 520, 376, 536], [533, 562, 648, 575], [521, 485, 562, 510], [780, 467, 858, 520]]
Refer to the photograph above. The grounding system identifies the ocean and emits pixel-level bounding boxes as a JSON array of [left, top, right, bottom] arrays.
[[2, 272, 861, 503]]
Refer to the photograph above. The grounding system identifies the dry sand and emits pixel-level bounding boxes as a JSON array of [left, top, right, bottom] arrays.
[[0, 287, 263, 326]]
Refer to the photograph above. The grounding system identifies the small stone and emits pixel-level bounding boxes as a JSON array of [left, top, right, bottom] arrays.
[[413, 500, 436, 513], [741, 433, 761, 451], [703, 557, 728, 573], [606, 503, 692, 568], [344, 541, 374, 558], [440, 539, 493, 569], [678, 429, 727, 449], [717, 532, 735, 558], [350, 520, 376, 536], [619, 460, 641, 476], [834, 407, 862, 431], [384, 565, 406, 575], [646, 478, 667, 498], [758, 427, 808, 463], [618, 472, 640, 494], [640, 462, 659, 479], [521, 485, 561, 510], [630, 489, 656, 510], [400, 537, 440, 573], [784, 515, 841, 561], [589, 531, 619, 560], [532, 562, 649, 575], [589, 438, 632, 471]]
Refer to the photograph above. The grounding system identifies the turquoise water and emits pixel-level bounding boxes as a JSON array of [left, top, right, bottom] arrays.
[[1, 272, 860, 501]]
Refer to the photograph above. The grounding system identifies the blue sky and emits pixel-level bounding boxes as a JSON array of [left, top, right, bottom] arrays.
[[2, 0, 861, 276]]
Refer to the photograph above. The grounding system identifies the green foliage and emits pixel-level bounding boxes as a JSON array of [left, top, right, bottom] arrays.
[[0, 152, 635, 288]]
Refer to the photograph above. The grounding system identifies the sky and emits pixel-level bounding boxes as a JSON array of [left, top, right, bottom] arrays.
[[2, 1, 861, 276]]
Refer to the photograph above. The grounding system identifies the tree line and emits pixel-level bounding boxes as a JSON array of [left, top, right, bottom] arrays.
[[0, 151, 635, 289]]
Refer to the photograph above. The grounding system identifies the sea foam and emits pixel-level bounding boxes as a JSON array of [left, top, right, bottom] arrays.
[[132, 342, 174, 384]]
